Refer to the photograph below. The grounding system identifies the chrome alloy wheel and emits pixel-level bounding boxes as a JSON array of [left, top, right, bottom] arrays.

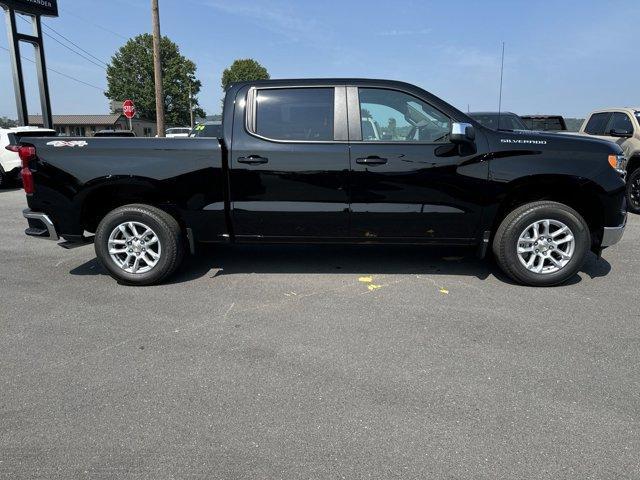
[[516, 219, 575, 275], [108, 221, 161, 274]]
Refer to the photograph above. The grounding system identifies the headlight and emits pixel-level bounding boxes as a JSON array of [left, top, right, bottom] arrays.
[[608, 154, 628, 176]]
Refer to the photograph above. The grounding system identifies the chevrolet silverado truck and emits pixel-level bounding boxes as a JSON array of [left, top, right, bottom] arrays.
[[14, 79, 628, 286], [577, 108, 640, 213]]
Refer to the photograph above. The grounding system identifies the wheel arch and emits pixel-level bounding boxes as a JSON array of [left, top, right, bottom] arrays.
[[79, 177, 182, 233], [492, 175, 605, 243], [626, 154, 640, 175]]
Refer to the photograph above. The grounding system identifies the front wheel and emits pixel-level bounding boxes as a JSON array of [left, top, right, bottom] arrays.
[[94, 204, 184, 286], [492, 201, 591, 286], [626, 168, 640, 214]]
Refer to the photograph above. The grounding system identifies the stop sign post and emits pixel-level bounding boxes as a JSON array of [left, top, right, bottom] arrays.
[[123, 100, 135, 131]]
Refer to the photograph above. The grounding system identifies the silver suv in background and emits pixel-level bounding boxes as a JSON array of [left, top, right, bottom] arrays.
[[579, 108, 640, 213]]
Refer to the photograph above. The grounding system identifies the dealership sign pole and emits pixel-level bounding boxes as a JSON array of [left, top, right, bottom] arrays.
[[0, 0, 58, 128]]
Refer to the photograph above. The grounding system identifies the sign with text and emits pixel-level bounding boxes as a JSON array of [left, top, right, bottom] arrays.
[[123, 100, 136, 120], [0, 0, 58, 17]]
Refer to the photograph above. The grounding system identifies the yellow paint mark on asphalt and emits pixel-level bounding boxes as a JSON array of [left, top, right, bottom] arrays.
[[439, 288, 449, 295], [358, 276, 373, 283], [368, 284, 382, 291]]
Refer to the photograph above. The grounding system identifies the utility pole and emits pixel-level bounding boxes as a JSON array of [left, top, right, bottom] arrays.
[[151, 0, 165, 137], [188, 81, 194, 128]]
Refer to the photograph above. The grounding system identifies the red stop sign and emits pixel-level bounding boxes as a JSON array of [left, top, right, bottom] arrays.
[[123, 100, 135, 119]]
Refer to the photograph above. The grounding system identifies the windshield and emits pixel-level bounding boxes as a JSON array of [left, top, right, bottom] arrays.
[[471, 113, 528, 131], [189, 123, 223, 138], [523, 117, 565, 131]]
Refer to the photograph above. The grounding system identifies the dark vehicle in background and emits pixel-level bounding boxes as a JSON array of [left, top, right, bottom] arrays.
[[14, 79, 628, 287], [189, 121, 223, 138], [93, 130, 136, 138], [521, 115, 568, 132], [468, 111, 529, 131]]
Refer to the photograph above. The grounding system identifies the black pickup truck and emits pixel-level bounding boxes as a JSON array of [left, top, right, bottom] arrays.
[[16, 79, 627, 286]]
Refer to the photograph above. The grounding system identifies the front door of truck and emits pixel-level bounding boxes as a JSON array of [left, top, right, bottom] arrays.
[[347, 86, 487, 241], [230, 85, 350, 239]]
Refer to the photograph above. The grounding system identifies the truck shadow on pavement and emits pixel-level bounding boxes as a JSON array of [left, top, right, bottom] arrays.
[[70, 244, 612, 287]]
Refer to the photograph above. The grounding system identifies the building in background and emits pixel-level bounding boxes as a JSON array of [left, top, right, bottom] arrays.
[[28, 114, 157, 137]]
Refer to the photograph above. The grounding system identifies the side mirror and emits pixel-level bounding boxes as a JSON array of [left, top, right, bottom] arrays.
[[609, 128, 633, 138], [450, 122, 476, 144]]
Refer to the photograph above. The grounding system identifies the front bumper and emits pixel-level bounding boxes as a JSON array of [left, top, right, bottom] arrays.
[[23, 209, 59, 241], [601, 214, 627, 247]]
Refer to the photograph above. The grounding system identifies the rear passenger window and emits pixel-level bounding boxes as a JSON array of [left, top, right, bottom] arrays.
[[584, 112, 611, 135], [255, 88, 334, 141]]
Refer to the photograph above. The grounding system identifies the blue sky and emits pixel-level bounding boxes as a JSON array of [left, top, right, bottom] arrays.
[[1, 0, 638, 119]]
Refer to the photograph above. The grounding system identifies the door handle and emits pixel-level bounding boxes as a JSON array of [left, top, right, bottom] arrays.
[[237, 155, 269, 165], [356, 156, 388, 165]]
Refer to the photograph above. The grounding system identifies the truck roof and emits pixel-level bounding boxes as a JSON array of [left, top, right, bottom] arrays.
[[230, 77, 418, 87], [587, 107, 640, 115]]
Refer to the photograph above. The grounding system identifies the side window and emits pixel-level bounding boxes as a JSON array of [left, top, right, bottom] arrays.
[[358, 88, 451, 143], [255, 88, 334, 141], [606, 112, 634, 135], [584, 112, 611, 135]]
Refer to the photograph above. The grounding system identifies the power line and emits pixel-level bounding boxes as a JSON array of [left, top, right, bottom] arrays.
[[17, 14, 107, 70], [40, 22, 110, 68], [56, 7, 153, 54], [58, 7, 129, 41], [0, 45, 105, 92]]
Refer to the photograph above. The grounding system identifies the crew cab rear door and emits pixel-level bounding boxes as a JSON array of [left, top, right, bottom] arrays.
[[229, 85, 350, 239], [347, 86, 487, 241]]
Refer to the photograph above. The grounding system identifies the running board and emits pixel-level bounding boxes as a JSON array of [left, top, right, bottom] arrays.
[[58, 236, 94, 249]]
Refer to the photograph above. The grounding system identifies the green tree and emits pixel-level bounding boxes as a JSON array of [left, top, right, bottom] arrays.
[[105, 34, 205, 127], [0, 116, 17, 129], [221, 59, 269, 91]]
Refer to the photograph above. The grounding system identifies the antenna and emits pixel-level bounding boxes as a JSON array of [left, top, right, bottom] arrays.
[[497, 42, 505, 129]]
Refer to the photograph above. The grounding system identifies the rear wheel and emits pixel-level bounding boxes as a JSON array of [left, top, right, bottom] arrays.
[[0, 166, 7, 189], [95, 204, 184, 286], [493, 201, 590, 286], [626, 167, 640, 214]]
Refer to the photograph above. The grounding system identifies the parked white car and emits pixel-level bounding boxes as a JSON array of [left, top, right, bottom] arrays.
[[0, 126, 56, 188], [165, 127, 191, 138]]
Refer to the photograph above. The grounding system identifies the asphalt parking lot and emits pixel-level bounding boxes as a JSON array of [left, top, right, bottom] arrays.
[[1, 187, 639, 479]]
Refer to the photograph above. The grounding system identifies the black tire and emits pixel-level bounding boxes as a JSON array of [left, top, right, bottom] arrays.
[[492, 201, 590, 287], [626, 167, 640, 214], [0, 166, 7, 189], [94, 204, 184, 286]]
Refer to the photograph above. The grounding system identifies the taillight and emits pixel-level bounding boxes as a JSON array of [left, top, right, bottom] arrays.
[[18, 145, 37, 194]]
